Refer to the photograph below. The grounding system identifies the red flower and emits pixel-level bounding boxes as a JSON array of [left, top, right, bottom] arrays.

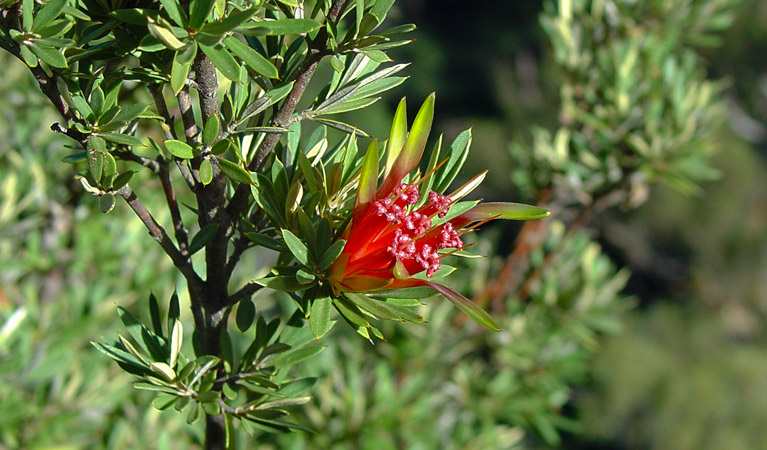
[[329, 95, 550, 331]]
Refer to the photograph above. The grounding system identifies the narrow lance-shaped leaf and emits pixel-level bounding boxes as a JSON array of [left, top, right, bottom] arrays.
[[198, 43, 242, 82], [217, 158, 253, 184], [169, 319, 183, 369], [460, 202, 552, 221], [223, 36, 278, 79], [433, 128, 472, 193], [27, 43, 67, 68], [189, 0, 216, 30], [32, 0, 67, 30], [238, 18, 321, 36], [425, 281, 501, 332], [281, 229, 310, 266], [147, 22, 186, 50], [160, 0, 187, 27]]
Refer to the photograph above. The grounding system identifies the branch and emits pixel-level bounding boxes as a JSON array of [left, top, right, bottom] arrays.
[[51, 122, 88, 145], [113, 149, 161, 173], [177, 87, 198, 141], [224, 234, 251, 282], [148, 84, 177, 141], [193, 53, 218, 123], [227, 282, 263, 308], [159, 162, 189, 254], [116, 185, 202, 288]]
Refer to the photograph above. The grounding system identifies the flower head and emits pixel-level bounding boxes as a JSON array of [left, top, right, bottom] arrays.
[[329, 94, 550, 331]]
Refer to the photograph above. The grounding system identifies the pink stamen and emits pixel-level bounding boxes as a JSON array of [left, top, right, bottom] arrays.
[[428, 191, 452, 218]]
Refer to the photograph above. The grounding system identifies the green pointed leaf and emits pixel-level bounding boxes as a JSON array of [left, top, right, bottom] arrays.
[[99, 133, 145, 147], [168, 292, 180, 323], [165, 140, 195, 159], [310, 295, 332, 339], [113, 170, 137, 190], [27, 43, 67, 68], [426, 281, 500, 332], [201, 7, 257, 35], [433, 128, 472, 193], [91, 341, 147, 370], [344, 292, 402, 321], [160, 0, 187, 27], [461, 202, 551, 221], [33, 0, 67, 30], [236, 298, 256, 332], [22, 0, 33, 31], [148, 292, 163, 337], [189, 0, 216, 30], [102, 151, 116, 182], [72, 95, 94, 122], [87, 148, 103, 182], [20, 44, 38, 67], [254, 396, 311, 410], [244, 232, 287, 251], [202, 114, 219, 147], [270, 345, 325, 368], [320, 239, 346, 270], [147, 22, 186, 50], [189, 223, 219, 255], [117, 306, 167, 361], [281, 229, 309, 266], [277, 377, 318, 397], [254, 276, 310, 292], [370, 0, 396, 26], [223, 36, 278, 79], [112, 104, 148, 126], [237, 18, 321, 36], [171, 51, 192, 94], [225, 413, 235, 449], [169, 319, 183, 369], [90, 86, 104, 116], [217, 157, 253, 184], [199, 43, 241, 82]]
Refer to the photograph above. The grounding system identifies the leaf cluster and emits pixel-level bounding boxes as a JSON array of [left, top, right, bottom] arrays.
[[510, 0, 739, 208]]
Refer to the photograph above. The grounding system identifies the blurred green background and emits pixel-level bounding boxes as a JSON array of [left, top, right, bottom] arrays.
[[2, 1, 767, 448]]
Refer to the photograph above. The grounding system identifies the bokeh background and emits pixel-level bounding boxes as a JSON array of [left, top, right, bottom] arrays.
[[2, 1, 767, 448]]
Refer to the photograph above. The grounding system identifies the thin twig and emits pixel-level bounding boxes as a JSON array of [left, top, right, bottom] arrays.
[[113, 150, 161, 173], [159, 162, 189, 253], [116, 185, 202, 287], [224, 233, 251, 277], [227, 282, 263, 308], [50, 123, 88, 145], [148, 84, 176, 141]]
